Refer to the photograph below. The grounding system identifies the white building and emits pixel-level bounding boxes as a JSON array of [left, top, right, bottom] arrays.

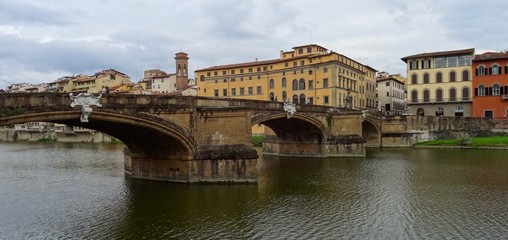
[[376, 72, 407, 115]]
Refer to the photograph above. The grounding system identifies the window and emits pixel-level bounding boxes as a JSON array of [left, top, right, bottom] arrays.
[[298, 48, 303, 54], [299, 79, 305, 90], [240, 69, 244, 74], [447, 56, 458, 67], [200, 75, 205, 82], [436, 107, 444, 116], [308, 80, 313, 90], [450, 88, 456, 101], [248, 87, 253, 95], [323, 67, 328, 73], [411, 90, 418, 103], [248, 68, 253, 73], [232, 88, 236, 96], [282, 91, 287, 101], [324, 96, 329, 104], [477, 85, 485, 96], [214, 89, 219, 97], [423, 73, 429, 84], [462, 87, 470, 100], [214, 71, 218, 76], [299, 94, 306, 104], [282, 77, 287, 87], [462, 70, 469, 81], [491, 64, 501, 75], [231, 70, 235, 74], [477, 66, 486, 76], [206, 72, 211, 77], [323, 78, 329, 88], [222, 70, 226, 75], [484, 110, 494, 119], [411, 74, 417, 84], [223, 89, 227, 96], [449, 71, 456, 82], [455, 106, 464, 117], [307, 47, 312, 53], [410, 60, 418, 70], [386, 82, 390, 86], [292, 80, 298, 90], [386, 91, 390, 96], [458, 55, 472, 66], [309, 70, 313, 75], [257, 67, 261, 72], [436, 89, 443, 102], [292, 94, 298, 103], [434, 57, 446, 68], [423, 59, 431, 69], [256, 86, 262, 94], [269, 79, 274, 89], [240, 87, 245, 95], [423, 89, 430, 102], [300, 60, 305, 66], [493, 83, 500, 95]]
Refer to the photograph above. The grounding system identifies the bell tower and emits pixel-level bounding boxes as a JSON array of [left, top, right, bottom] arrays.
[[175, 52, 189, 91]]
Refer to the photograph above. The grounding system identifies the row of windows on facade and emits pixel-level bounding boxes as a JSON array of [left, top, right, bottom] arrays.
[[476, 65, 508, 76], [384, 90, 405, 99], [203, 64, 330, 78], [475, 85, 508, 96], [410, 88, 470, 103], [381, 81, 405, 90], [409, 55, 472, 70], [410, 70, 470, 84]]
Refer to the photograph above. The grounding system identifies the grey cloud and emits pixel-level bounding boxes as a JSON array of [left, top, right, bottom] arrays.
[[0, 0, 75, 26]]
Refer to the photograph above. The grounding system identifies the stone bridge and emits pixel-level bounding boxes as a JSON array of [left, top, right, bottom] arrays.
[[0, 93, 366, 183]]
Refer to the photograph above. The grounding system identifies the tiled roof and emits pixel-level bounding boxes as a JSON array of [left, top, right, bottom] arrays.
[[401, 48, 475, 62], [473, 52, 508, 61]]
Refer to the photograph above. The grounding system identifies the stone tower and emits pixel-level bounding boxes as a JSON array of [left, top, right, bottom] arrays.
[[175, 52, 189, 91]]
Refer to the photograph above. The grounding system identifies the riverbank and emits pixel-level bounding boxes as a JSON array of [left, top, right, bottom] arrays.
[[414, 136, 508, 149]]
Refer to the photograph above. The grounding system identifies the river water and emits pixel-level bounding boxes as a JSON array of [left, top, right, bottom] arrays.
[[0, 142, 507, 239]]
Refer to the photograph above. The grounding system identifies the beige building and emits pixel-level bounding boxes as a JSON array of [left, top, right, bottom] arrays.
[[195, 44, 377, 109], [49, 69, 132, 93], [376, 72, 407, 115], [401, 48, 475, 116], [139, 52, 191, 95]]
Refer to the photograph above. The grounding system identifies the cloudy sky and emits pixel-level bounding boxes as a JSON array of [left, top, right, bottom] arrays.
[[0, 0, 507, 89]]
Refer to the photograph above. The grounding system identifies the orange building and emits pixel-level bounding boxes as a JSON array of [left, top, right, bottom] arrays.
[[472, 52, 508, 118]]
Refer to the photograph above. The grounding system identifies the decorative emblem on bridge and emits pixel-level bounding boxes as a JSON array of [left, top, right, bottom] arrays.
[[283, 101, 296, 119], [361, 109, 369, 122], [69, 93, 102, 122]]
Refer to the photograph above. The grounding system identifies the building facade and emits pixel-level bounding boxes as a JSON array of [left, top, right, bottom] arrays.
[[376, 72, 407, 115], [401, 48, 475, 117], [472, 51, 508, 119], [195, 44, 377, 109]]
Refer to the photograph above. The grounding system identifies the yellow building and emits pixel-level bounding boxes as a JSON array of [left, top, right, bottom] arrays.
[[401, 48, 475, 117], [51, 69, 132, 93], [195, 44, 377, 109]]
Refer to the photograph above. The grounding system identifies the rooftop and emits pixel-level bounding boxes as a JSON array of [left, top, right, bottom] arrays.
[[473, 51, 508, 61], [401, 48, 475, 62]]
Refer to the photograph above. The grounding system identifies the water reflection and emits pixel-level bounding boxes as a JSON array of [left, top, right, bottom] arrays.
[[0, 143, 507, 239]]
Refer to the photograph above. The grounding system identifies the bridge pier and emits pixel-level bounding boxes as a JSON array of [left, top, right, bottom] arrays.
[[124, 145, 258, 183]]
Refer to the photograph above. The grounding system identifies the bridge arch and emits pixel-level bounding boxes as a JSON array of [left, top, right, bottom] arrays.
[[252, 112, 328, 156], [362, 118, 380, 147], [0, 110, 196, 160]]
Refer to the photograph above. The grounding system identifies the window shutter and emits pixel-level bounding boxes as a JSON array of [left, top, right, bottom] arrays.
[[505, 66, 508, 74], [501, 86, 504, 95], [475, 88, 478, 96], [499, 67, 502, 74], [475, 69, 478, 76], [488, 68, 492, 75]]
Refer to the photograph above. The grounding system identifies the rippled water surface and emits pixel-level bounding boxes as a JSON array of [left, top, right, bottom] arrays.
[[0, 142, 507, 239]]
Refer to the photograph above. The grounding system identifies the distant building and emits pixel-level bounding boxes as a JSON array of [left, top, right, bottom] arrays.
[[376, 72, 407, 115], [140, 52, 192, 95], [401, 48, 475, 117], [195, 44, 377, 109], [472, 51, 508, 119]]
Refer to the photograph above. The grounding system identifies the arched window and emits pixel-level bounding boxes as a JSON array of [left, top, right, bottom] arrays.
[[292, 79, 298, 91], [477, 66, 486, 76], [436, 72, 442, 83], [417, 107, 425, 116], [455, 106, 464, 117], [449, 71, 456, 82], [282, 91, 287, 101], [411, 90, 418, 103], [462, 70, 469, 81], [462, 87, 470, 100], [292, 94, 298, 103], [493, 83, 500, 95], [200, 75, 205, 82], [411, 74, 417, 84], [449, 88, 457, 101], [423, 73, 430, 84], [299, 78, 305, 90], [491, 64, 500, 75], [299, 94, 306, 104], [423, 89, 430, 102], [282, 77, 287, 87], [436, 88, 443, 102], [269, 79, 274, 89], [478, 85, 485, 96]]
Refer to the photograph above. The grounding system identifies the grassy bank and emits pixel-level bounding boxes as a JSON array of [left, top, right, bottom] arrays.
[[251, 135, 264, 147], [416, 136, 508, 147]]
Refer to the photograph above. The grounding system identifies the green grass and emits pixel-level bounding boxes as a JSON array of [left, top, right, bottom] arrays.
[[416, 136, 508, 147], [251, 135, 264, 147]]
